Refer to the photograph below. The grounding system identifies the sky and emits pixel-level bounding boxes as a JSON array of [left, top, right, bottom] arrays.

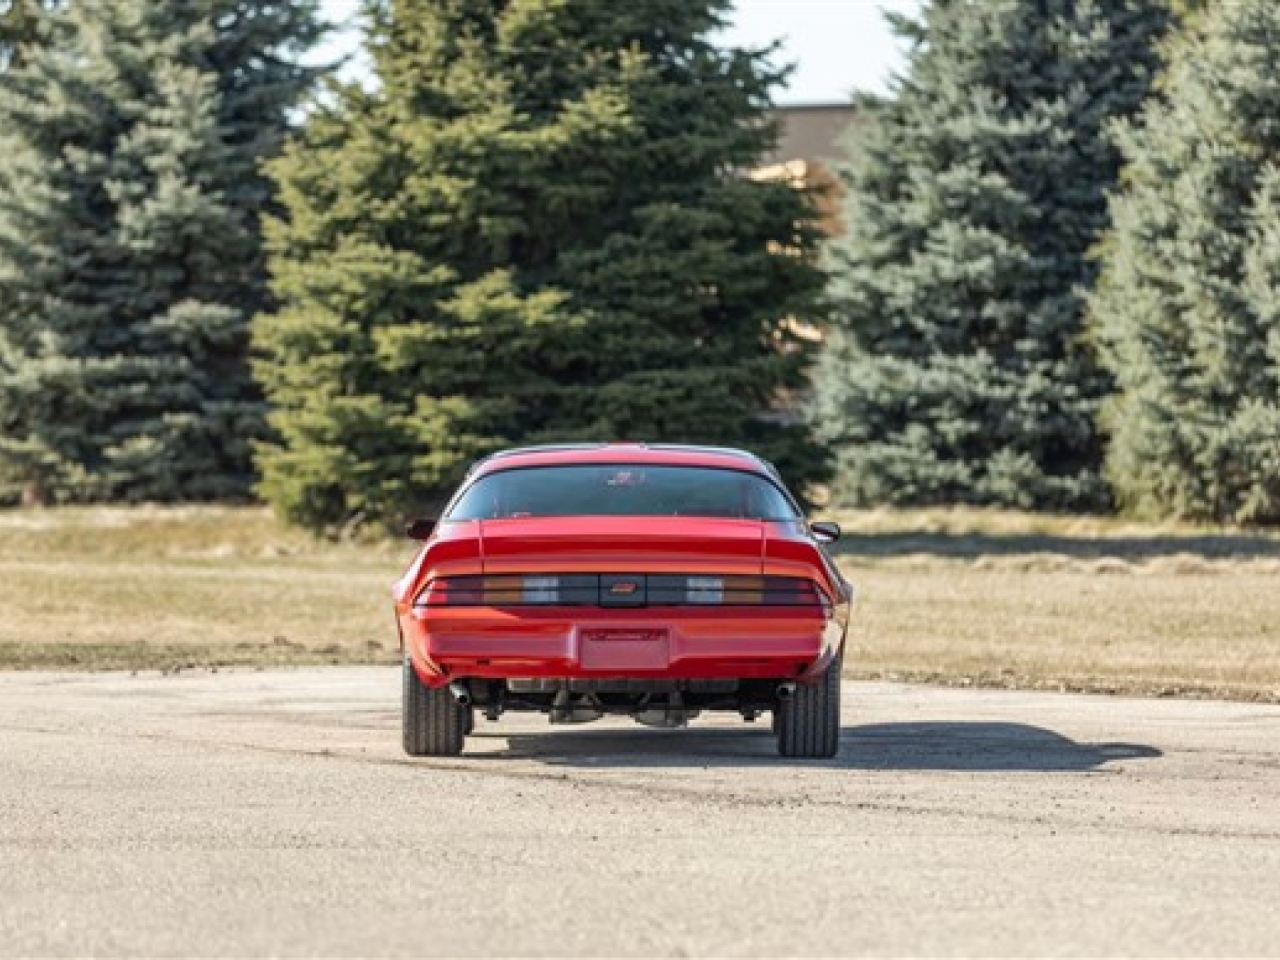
[[313, 0, 924, 104]]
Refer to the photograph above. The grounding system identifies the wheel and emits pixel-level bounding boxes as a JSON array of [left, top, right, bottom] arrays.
[[775, 651, 842, 758], [402, 657, 468, 756]]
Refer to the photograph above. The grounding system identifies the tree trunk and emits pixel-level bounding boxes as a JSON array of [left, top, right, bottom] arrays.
[[20, 478, 45, 508]]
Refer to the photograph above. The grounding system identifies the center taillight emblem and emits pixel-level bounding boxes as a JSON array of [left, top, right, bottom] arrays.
[[610, 581, 639, 595]]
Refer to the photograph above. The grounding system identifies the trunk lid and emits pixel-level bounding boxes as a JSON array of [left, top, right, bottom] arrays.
[[478, 516, 765, 576]]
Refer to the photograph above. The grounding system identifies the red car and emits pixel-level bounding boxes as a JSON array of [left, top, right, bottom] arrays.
[[394, 444, 852, 758]]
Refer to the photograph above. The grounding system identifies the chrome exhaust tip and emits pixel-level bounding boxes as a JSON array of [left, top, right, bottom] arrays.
[[448, 681, 472, 707], [776, 682, 797, 700]]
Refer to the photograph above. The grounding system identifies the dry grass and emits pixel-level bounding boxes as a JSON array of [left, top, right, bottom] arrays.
[[844, 564, 1280, 700], [1, 505, 1278, 701], [0, 506, 411, 670], [826, 507, 1280, 701]]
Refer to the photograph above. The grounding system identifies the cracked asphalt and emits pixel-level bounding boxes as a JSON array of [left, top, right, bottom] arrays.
[[1, 667, 1278, 957]]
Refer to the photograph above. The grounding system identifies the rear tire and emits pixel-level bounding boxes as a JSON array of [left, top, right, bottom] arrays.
[[403, 657, 468, 756], [776, 651, 842, 758]]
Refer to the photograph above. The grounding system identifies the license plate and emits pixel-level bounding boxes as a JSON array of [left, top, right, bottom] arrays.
[[580, 628, 670, 670]]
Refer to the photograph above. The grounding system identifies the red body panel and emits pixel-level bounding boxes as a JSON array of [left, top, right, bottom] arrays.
[[478, 516, 765, 576], [404, 605, 835, 682], [393, 446, 852, 687]]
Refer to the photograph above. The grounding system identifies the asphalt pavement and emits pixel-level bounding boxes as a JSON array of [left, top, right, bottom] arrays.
[[1, 667, 1277, 957]]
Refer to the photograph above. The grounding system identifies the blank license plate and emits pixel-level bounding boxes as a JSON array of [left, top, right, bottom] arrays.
[[580, 629, 670, 670]]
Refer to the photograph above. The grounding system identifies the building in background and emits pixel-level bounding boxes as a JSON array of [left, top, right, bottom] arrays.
[[755, 103, 857, 237], [751, 104, 857, 426]]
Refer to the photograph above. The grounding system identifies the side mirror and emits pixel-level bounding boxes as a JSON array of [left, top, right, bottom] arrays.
[[405, 518, 437, 541], [809, 520, 841, 544]]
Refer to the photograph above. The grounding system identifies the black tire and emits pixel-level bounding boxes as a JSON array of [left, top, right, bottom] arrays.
[[776, 651, 842, 758], [403, 657, 468, 756]]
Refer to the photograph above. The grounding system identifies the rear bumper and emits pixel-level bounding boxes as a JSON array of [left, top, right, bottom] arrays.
[[400, 606, 845, 685]]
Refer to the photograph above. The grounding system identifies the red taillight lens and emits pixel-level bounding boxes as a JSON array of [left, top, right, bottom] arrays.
[[417, 577, 484, 607], [760, 576, 831, 612]]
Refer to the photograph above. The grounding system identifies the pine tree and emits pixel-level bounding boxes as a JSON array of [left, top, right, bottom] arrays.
[[0, 0, 53, 71], [0, 1, 321, 504], [1089, 0, 1280, 524], [256, 0, 825, 532], [810, 0, 1170, 510]]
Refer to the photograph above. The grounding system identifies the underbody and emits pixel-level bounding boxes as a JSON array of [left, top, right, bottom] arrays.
[[446, 677, 796, 729]]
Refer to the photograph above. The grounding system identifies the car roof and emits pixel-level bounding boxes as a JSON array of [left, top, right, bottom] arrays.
[[468, 443, 779, 479]]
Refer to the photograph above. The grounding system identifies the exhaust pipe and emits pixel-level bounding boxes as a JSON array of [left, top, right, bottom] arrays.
[[776, 682, 797, 701], [448, 681, 472, 707]]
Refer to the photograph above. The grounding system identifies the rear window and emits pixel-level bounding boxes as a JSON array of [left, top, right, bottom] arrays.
[[446, 465, 801, 520]]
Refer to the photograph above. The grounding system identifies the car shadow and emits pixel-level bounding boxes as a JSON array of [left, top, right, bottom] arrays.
[[473, 721, 1161, 772]]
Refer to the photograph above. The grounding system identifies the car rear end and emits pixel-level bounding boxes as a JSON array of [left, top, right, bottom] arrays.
[[395, 447, 851, 757]]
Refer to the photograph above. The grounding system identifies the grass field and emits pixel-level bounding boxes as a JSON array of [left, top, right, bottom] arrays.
[[2, 506, 1278, 701], [0, 507, 411, 670]]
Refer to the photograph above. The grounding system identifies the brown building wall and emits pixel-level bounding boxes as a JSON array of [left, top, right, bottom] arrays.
[[756, 104, 857, 238], [763, 104, 858, 170]]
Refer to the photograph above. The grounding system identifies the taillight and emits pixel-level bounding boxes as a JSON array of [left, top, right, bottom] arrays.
[[648, 575, 829, 608], [415, 575, 596, 608], [417, 578, 482, 607], [414, 574, 831, 610]]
